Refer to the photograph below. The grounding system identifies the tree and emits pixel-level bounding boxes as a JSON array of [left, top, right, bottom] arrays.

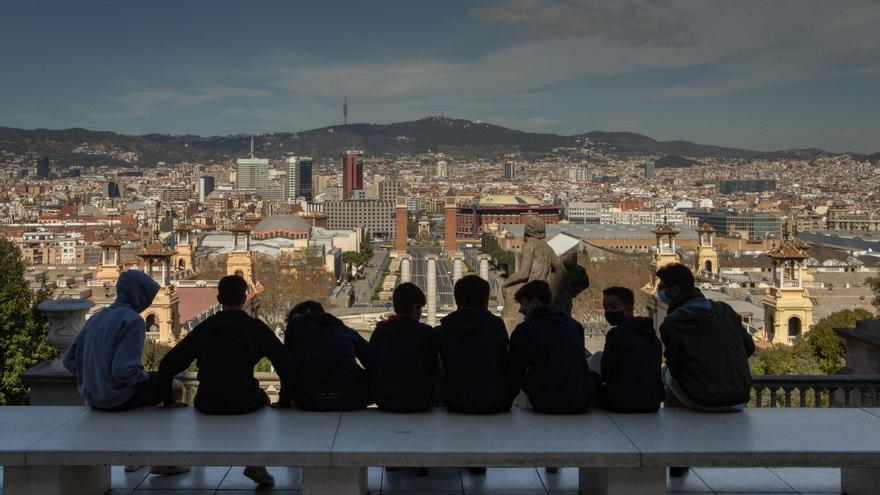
[[867, 277, 880, 311], [808, 308, 874, 374], [142, 340, 171, 371], [0, 238, 56, 405], [257, 252, 334, 327], [342, 251, 367, 266]]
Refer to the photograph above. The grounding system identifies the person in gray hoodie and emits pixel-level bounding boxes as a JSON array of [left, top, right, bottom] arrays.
[[64, 270, 183, 411]]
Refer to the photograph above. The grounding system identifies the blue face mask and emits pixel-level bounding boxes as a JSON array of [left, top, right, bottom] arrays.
[[657, 288, 671, 305]]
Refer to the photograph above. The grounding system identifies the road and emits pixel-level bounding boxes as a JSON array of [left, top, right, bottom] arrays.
[[409, 248, 455, 308]]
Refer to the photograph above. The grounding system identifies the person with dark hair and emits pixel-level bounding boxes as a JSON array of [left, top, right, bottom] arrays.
[[590, 286, 664, 413], [656, 263, 755, 478], [437, 275, 510, 414], [655, 263, 754, 412], [506, 280, 598, 414], [284, 300, 371, 411], [157, 275, 293, 487], [369, 283, 438, 413]]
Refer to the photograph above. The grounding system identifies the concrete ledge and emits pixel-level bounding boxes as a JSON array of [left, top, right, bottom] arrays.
[[25, 407, 340, 467], [0, 406, 87, 466], [607, 407, 880, 468], [4, 465, 110, 495], [330, 408, 641, 467]]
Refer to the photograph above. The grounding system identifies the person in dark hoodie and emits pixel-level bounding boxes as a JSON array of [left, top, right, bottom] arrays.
[[657, 263, 755, 412], [63, 269, 189, 476], [657, 263, 755, 478], [284, 300, 371, 411], [436, 275, 510, 414], [591, 287, 664, 413], [369, 282, 438, 413], [506, 280, 598, 414], [157, 275, 295, 487]]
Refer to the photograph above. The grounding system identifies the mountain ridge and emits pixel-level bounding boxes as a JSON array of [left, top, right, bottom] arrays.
[[0, 116, 858, 166]]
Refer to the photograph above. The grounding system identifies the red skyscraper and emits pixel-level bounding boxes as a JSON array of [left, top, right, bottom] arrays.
[[342, 150, 364, 199]]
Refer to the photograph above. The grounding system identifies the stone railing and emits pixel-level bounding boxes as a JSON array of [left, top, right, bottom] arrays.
[[176, 371, 281, 404], [751, 375, 880, 408], [176, 372, 880, 409]]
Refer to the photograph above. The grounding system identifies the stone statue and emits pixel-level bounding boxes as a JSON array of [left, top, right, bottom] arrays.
[[550, 249, 589, 315]]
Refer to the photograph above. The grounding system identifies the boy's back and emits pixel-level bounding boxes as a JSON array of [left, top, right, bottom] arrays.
[[599, 317, 664, 413], [285, 311, 370, 410], [63, 270, 160, 409], [158, 309, 294, 414], [507, 304, 596, 414], [437, 307, 510, 413], [369, 314, 438, 412]]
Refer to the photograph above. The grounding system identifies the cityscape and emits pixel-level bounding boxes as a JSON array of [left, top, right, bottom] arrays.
[[1, 1, 880, 495]]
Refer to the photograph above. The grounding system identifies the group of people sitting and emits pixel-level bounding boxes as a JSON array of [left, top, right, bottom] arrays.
[[63, 262, 754, 486]]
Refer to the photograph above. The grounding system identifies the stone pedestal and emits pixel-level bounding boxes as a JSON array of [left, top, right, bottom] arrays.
[[452, 252, 464, 284], [20, 299, 94, 405]]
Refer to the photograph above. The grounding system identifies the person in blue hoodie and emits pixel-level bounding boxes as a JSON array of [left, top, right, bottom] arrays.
[[64, 269, 189, 476], [591, 286, 664, 413], [283, 301, 371, 411], [506, 280, 598, 414], [64, 269, 182, 411], [369, 282, 438, 413]]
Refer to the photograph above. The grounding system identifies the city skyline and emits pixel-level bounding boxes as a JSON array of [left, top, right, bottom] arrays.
[[2, 0, 880, 153]]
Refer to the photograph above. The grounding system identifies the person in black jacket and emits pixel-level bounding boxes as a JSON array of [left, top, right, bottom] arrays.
[[284, 300, 371, 411], [369, 283, 438, 413], [507, 280, 598, 414], [436, 275, 510, 414], [157, 275, 294, 487], [656, 263, 755, 412], [591, 286, 664, 413]]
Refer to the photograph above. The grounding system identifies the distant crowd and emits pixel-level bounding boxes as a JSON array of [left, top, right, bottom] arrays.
[[63, 262, 755, 486]]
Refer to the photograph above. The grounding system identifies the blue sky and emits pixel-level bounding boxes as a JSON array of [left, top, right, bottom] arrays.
[[2, 0, 879, 152]]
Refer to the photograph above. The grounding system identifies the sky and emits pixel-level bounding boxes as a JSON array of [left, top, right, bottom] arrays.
[[1, 0, 879, 153]]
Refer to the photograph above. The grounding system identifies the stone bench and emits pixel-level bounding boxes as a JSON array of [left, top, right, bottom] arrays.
[[2, 406, 880, 495]]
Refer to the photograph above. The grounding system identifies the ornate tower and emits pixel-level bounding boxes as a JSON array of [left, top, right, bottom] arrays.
[[138, 237, 180, 344], [95, 233, 123, 296], [695, 223, 719, 275], [227, 222, 256, 287], [650, 222, 680, 288], [395, 196, 408, 253], [763, 224, 813, 345], [173, 224, 195, 272]]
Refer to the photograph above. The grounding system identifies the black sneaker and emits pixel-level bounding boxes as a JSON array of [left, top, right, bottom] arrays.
[[468, 467, 487, 475], [669, 466, 689, 478]]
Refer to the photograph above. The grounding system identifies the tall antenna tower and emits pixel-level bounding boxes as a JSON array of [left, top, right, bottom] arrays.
[[343, 96, 348, 125], [250, 135, 255, 158]]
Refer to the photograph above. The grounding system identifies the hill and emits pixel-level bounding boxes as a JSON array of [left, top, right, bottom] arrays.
[[0, 117, 843, 165]]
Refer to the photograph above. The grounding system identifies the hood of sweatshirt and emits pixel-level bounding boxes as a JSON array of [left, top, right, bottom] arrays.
[[524, 304, 570, 325], [665, 290, 716, 336], [440, 307, 493, 336], [115, 270, 161, 313], [617, 317, 657, 341]]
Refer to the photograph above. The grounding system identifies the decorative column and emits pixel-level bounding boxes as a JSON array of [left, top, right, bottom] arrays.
[[478, 254, 491, 281], [426, 253, 438, 326], [452, 252, 464, 284], [20, 299, 95, 405], [400, 254, 412, 283]]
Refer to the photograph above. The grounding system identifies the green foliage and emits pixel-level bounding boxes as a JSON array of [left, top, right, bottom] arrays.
[[359, 241, 374, 259], [142, 340, 171, 371], [254, 357, 272, 372], [751, 309, 874, 376], [867, 277, 880, 310], [342, 251, 368, 266], [0, 238, 56, 405]]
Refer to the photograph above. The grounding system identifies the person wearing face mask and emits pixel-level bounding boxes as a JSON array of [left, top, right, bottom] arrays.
[[656, 263, 755, 413], [369, 282, 439, 413], [506, 280, 599, 414], [590, 287, 664, 413]]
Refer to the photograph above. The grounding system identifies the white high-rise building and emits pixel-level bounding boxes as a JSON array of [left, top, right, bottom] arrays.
[[436, 160, 449, 178]]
